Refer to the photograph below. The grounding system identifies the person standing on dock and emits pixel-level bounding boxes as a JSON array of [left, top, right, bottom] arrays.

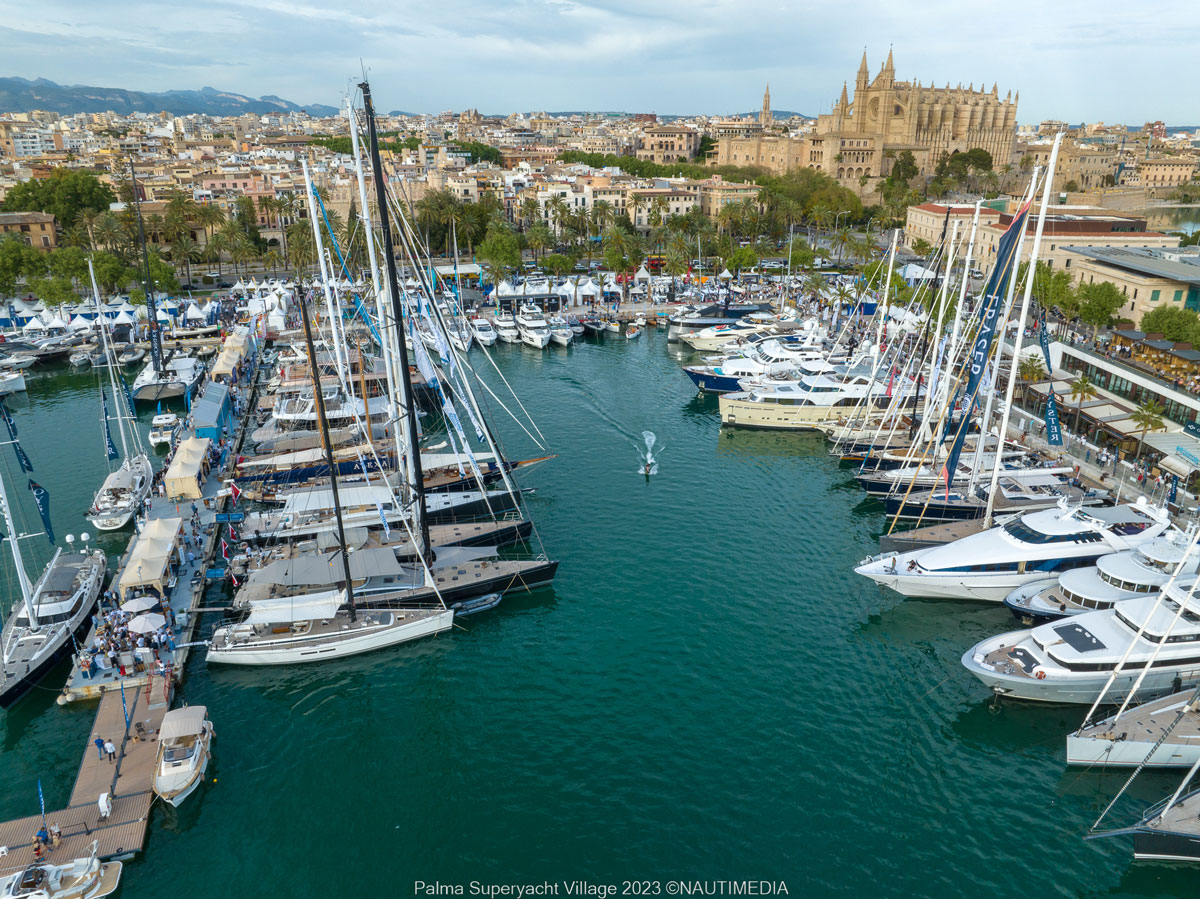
[[93, 736, 105, 759], [104, 740, 116, 763]]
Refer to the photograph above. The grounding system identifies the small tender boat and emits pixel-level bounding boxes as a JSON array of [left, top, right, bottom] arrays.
[[148, 413, 180, 449], [152, 705, 215, 807], [0, 840, 122, 899], [117, 346, 146, 366], [566, 315, 585, 336], [450, 592, 503, 617], [603, 320, 620, 334], [635, 313, 647, 326], [69, 350, 92, 368], [580, 315, 604, 334], [625, 326, 641, 340]]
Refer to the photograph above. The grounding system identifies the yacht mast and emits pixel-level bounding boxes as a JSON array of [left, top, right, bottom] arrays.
[[127, 159, 163, 376], [360, 80, 432, 565], [297, 287, 357, 622], [89, 260, 129, 460], [0, 450, 36, 628]]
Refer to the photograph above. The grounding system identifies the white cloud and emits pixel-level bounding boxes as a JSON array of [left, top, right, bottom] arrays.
[[0, 0, 1195, 121]]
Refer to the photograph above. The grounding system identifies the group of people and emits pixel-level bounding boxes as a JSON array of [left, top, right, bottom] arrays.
[[78, 594, 177, 680], [30, 822, 62, 860]]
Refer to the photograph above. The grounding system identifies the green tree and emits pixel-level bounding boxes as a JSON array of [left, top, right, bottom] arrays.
[[1130, 399, 1165, 463], [889, 150, 919, 186], [910, 237, 933, 257], [726, 245, 757, 273], [541, 253, 574, 278], [1068, 374, 1098, 435], [1, 168, 116, 229], [1017, 355, 1047, 405], [477, 221, 521, 285], [1140, 306, 1200, 344], [1077, 280, 1125, 337], [1017, 260, 1074, 316]]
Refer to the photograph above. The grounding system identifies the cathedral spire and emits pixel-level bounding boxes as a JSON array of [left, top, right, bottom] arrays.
[[884, 47, 895, 75], [839, 81, 849, 107], [857, 50, 869, 87], [760, 83, 772, 127]]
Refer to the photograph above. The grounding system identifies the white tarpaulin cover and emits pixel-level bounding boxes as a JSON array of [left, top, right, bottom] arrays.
[[164, 437, 210, 499], [160, 706, 208, 741], [244, 590, 345, 624]]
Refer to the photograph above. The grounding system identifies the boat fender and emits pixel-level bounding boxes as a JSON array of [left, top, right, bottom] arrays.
[[1035, 670, 1046, 680]]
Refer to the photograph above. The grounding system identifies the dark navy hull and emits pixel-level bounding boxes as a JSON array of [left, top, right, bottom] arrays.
[[0, 613, 94, 709], [683, 367, 743, 394]]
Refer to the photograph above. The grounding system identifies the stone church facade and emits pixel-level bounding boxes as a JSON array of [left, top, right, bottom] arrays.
[[711, 51, 1019, 188]]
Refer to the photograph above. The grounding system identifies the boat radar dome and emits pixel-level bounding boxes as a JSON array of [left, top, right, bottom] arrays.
[[65, 534, 75, 545]]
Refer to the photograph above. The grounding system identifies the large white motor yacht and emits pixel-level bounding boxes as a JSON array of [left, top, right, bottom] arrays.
[[515, 304, 551, 349], [963, 575, 1200, 703], [857, 499, 1172, 602], [0, 841, 122, 899]]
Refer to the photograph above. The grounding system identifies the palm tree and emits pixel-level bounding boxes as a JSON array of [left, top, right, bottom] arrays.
[[1131, 400, 1165, 463], [526, 221, 551, 262], [264, 248, 283, 279], [592, 200, 615, 233], [831, 227, 855, 264], [1017, 356, 1047, 406], [547, 196, 569, 240], [93, 212, 123, 253], [519, 196, 540, 231], [195, 203, 225, 243], [1068, 374, 1098, 436], [172, 233, 200, 286]]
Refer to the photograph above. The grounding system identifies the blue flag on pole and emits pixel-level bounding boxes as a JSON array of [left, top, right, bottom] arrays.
[[1170, 474, 1179, 505], [118, 373, 136, 417], [119, 680, 129, 728], [101, 392, 119, 460], [0, 401, 18, 439], [1036, 316, 1063, 446], [939, 202, 1032, 494], [27, 480, 53, 544], [37, 778, 44, 819]]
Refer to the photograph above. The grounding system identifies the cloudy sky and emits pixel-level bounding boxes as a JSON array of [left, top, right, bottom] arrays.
[[0, 0, 1195, 122]]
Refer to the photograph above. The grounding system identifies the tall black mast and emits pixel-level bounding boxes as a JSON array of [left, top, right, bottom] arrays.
[[127, 159, 163, 375], [358, 81, 431, 565], [297, 286, 357, 621]]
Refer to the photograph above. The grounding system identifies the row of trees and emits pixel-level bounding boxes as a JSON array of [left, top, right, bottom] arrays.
[[0, 237, 178, 305]]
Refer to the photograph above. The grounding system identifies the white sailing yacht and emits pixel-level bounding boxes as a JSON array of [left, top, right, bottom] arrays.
[[208, 98, 455, 666], [0, 456, 106, 707], [86, 263, 153, 531]]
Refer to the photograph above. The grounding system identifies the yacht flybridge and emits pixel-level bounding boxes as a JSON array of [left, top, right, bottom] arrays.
[[1004, 528, 1200, 625], [856, 500, 1172, 602]]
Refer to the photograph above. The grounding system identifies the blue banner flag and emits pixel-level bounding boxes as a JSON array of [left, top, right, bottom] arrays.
[[12, 438, 33, 473], [37, 778, 44, 818], [1170, 474, 1179, 505], [1044, 388, 1063, 446], [101, 392, 119, 461], [939, 202, 1032, 494], [119, 680, 129, 728], [27, 479, 53, 544], [0, 401, 18, 439], [118, 373, 136, 417], [1037, 315, 1054, 373]]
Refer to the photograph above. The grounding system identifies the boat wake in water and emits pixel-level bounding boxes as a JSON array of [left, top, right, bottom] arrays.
[[638, 430, 660, 476]]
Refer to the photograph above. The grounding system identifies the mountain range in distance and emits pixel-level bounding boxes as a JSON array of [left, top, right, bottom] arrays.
[[0, 77, 340, 117], [0, 79, 823, 121]]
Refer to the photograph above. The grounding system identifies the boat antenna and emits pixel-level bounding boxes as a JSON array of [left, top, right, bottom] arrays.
[[296, 285, 357, 622], [127, 158, 163, 376], [359, 79, 432, 565]]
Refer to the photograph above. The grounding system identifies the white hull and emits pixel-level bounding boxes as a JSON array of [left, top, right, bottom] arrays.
[[207, 609, 454, 665], [519, 330, 551, 349], [1066, 733, 1200, 768], [962, 649, 1200, 704], [155, 746, 210, 807], [857, 564, 1051, 602], [87, 454, 153, 532], [549, 331, 572, 346]]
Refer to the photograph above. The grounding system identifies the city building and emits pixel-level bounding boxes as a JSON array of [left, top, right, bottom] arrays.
[[1065, 245, 1200, 320], [0, 211, 57, 249], [974, 208, 1178, 271], [904, 202, 1002, 247]]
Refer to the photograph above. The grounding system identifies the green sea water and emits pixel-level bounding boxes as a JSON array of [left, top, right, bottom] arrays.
[[0, 339, 1196, 897]]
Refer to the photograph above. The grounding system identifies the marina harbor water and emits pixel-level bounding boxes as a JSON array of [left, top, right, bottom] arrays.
[[0, 330, 1194, 897]]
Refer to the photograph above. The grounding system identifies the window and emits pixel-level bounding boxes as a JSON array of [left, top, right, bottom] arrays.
[[1175, 290, 1184, 303], [1151, 290, 1161, 302]]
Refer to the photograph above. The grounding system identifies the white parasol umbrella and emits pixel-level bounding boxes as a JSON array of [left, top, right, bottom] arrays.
[[121, 595, 161, 613], [127, 612, 167, 633]]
